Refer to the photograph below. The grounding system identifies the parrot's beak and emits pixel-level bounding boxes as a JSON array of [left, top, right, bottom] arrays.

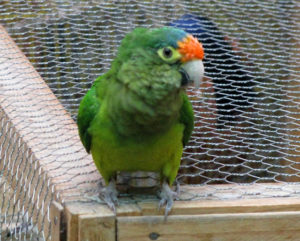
[[178, 34, 205, 88], [179, 67, 191, 87], [180, 60, 204, 88]]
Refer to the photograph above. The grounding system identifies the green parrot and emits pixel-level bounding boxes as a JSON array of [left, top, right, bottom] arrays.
[[77, 27, 204, 216]]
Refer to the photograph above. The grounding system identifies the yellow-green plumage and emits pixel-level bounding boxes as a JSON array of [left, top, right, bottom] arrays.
[[91, 122, 184, 184], [77, 27, 198, 214]]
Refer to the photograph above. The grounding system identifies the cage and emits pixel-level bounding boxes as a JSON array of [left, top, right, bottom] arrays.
[[1, 0, 300, 240]]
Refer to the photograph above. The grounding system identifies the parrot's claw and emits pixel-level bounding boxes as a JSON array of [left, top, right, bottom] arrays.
[[101, 179, 119, 213], [158, 181, 178, 220]]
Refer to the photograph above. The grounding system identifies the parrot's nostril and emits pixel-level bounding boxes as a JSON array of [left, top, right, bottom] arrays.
[[179, 68, 191, 87]]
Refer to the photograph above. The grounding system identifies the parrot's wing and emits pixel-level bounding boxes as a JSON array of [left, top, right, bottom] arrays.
[[77, 82, 100, 153], [179, 93, 194, 147]]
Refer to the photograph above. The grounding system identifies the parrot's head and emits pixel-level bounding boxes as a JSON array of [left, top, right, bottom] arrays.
[[111, 27, 204, 103]]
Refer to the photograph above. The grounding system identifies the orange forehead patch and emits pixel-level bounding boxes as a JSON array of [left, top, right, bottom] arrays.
[[178, 35, 204, 62]]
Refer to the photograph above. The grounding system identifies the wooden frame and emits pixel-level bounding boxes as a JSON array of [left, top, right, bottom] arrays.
[[1, 25, 300, 241], [64, 184, 300, 241]]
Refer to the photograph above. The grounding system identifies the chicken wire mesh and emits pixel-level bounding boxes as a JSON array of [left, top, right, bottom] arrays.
[[0, 0, 300, 240]]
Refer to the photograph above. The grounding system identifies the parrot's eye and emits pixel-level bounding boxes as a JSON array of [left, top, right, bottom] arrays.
[[163, 47, 173, 58], [157, 46, 182, 64]]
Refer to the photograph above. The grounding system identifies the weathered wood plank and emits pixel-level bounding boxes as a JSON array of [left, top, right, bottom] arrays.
[[136, 197, 300, 217], [65, 202, 115, 241], [117, 183, 300, 217], [190, 231, 300, 241], [50, 201, 64, 241], [118, 211, 300, 241], [78, 214, 115, 241]]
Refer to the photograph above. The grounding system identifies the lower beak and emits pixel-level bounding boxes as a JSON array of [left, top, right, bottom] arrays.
[[180, 60, 204, 88], [179, 68, 191, 87]]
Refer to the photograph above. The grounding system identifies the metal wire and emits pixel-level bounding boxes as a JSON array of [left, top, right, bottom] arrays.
[[0, 0, 299, 240]]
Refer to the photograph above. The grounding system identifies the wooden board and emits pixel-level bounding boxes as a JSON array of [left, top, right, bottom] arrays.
[[118, 212, 300, 241]]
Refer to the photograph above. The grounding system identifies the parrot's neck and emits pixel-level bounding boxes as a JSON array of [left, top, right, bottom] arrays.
[[106, 81, 183, 138]]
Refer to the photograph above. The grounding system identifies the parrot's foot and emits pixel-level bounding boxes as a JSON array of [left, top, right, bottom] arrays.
[[158, 181, 178, 220], [101, 179, 119, 213]]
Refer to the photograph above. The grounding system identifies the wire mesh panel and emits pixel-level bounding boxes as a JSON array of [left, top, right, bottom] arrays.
[[0, 0, 300, 240]]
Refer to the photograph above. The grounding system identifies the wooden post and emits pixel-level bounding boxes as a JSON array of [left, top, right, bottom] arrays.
[[65, 202, 115, 241], [50, 202, 65, 241]]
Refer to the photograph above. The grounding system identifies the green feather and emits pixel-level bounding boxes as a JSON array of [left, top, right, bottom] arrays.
[[77, 78, 102, 153], [179, 93, 194, 146]]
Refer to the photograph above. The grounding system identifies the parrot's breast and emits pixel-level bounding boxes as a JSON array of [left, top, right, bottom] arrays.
[[90, 122, 184, 183]]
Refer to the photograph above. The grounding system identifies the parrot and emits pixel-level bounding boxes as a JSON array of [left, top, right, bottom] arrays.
[[77, 27, 204, 217], [170, 14, 256, 124]]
